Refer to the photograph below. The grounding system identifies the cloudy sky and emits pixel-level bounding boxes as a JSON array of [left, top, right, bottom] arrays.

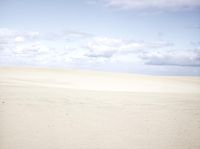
[[0, 0, 200, 75]]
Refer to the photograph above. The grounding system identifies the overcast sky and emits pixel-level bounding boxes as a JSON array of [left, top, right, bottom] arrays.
[[0, 0, 200, 75]]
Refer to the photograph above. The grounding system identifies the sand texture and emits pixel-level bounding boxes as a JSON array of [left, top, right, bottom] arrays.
[[0, 67, 200, 149]]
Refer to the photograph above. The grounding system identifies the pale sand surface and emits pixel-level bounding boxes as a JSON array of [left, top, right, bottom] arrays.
[[0, 67, 200, 149]]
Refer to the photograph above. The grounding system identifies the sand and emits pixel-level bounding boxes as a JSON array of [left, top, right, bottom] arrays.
[[0, 67, 200, 149]]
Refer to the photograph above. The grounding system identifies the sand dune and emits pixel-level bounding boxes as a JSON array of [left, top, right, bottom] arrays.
[[0, 67, 200, 149]]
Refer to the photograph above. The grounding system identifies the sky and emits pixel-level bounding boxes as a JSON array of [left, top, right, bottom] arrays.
[[0, 0, 200, 75]]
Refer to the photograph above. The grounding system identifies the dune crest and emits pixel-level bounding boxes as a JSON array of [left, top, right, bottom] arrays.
[[0, 67, 199, 93]]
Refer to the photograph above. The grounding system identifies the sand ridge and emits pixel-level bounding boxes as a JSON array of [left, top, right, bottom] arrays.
[[0, 67, 199, 93]]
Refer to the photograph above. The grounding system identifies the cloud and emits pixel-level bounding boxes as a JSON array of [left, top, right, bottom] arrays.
[[44, 30, 93, 41], [85, 36, 173, 59], [14, 36, 25, 43], [63, 30, 93, 38], [140, 49, 200, 66], [95, 0, 200, 10], [86, 37, 123, 58], [0, 28, 93, 66], [0, 28, 199, 70], [0, 28, 50, 65], [0, 28, 40, 45], [13, 43, 50, 55], [84, 36, 200, 67]]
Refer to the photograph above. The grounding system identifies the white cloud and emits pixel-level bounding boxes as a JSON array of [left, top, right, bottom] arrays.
[[44, 30, 93, 41], [63, 30, 93, 38], [0, 28, 200, 74], [0, 28, 50, 65], [86, 37, 123, 58], [0, 28, 40, 45], [0, 28, 93, 66], [85, 36, 172, 59], [140, 49, 200, 66], [14, 36, 25, 42], [96, 0, 200, 10], [84, 36, 200, 67], [14, 43, 50, 55]]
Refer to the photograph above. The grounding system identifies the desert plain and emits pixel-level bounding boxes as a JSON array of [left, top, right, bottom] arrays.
[[0, 67, 200, 149]]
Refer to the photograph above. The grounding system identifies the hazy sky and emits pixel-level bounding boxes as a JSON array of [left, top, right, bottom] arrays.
[[0, 0, 200, 75]]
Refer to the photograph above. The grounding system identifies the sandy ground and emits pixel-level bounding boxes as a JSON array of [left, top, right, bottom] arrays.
[[0, 67, 200, 149]]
